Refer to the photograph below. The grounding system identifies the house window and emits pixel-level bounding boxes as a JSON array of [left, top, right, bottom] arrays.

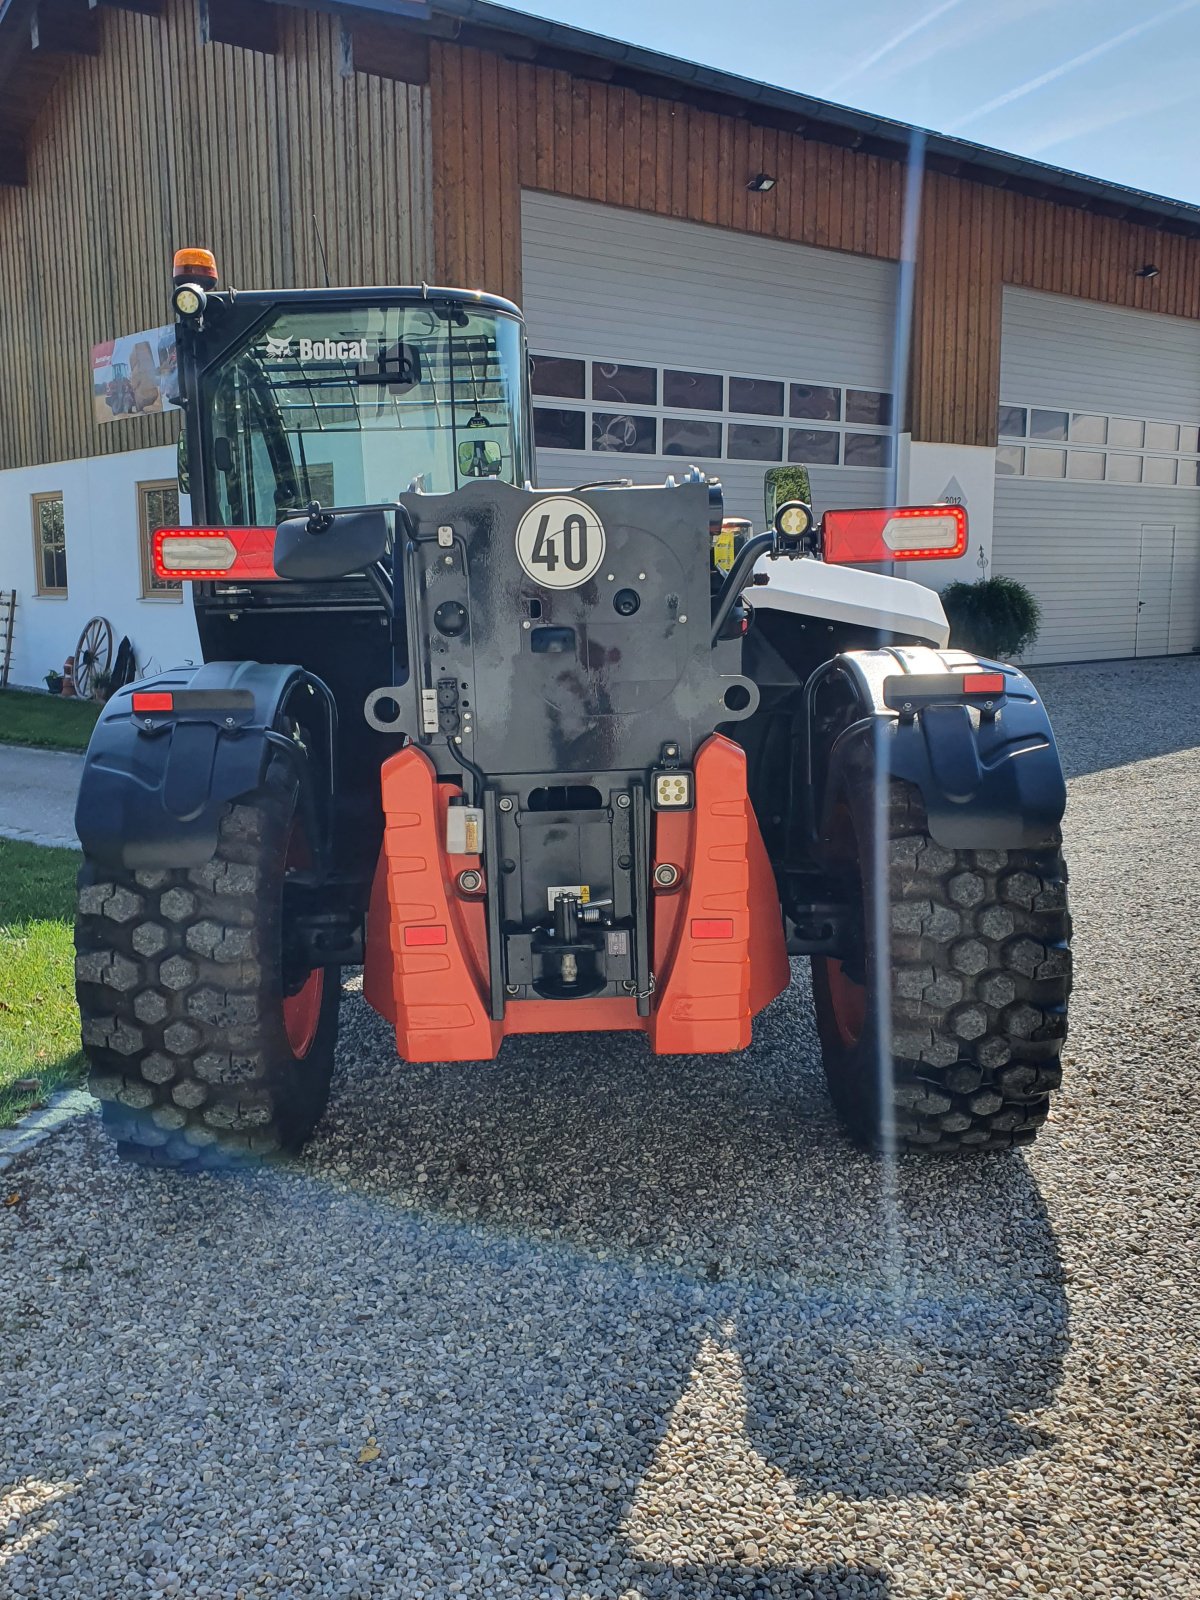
[[138, 481, 182, 597], [32, 492, 67, 596]]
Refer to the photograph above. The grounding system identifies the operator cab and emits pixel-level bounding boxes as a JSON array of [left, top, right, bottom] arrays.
[[185, 289, 531, 534]]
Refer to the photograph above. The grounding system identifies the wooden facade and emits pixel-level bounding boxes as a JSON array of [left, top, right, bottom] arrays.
[[1, 0, 1197, 469], [0, 0, 432, 472], [429, 41, 1200, 452]]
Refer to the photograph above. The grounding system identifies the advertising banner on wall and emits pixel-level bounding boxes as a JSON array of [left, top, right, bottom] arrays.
[[91, 325, 179, 424]]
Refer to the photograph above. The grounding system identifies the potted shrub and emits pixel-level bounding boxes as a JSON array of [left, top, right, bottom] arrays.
[[44, 668, 64, 694], [940, 575, 1041, 660]]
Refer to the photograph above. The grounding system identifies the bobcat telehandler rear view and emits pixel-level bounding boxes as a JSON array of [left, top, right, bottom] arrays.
[[74, 248, 1071, 1170]]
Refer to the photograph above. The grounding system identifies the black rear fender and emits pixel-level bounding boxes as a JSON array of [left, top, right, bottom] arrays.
[[75, 660, 337, 871], [806, 645, 1066, 852]]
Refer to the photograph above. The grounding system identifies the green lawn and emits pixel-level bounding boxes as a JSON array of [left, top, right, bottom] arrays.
[[0, 688, 100, 752], [0, 838, 83, 1126]]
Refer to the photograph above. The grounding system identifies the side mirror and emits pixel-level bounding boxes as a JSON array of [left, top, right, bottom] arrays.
[[274, 509, 389, 581], [458, 438, 503, 478]]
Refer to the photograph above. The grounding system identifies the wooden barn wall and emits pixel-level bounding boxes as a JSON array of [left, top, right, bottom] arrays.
[[0, 0, 433, 472], [430, 40, 1200, 449], [4, 17, 1198, 470]]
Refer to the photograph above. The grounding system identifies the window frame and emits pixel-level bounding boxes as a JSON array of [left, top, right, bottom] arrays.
[[529, 348, 893, 468], [998, 399, 1200, 489], [31, 491, 68, 598], [137, 479, 184, 600]]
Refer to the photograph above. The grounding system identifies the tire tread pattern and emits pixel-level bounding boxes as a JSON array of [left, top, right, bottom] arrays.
[[74, 759, 338, 1171], [885, 779, 1071, 1152]]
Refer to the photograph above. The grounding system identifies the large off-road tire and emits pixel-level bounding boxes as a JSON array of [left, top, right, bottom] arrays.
[[75, 756, 340, 1171], [812, 757, 1071, 1153]]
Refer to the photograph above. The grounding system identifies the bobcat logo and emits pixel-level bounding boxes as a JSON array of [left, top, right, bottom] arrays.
[[263, 334, 293, 359]]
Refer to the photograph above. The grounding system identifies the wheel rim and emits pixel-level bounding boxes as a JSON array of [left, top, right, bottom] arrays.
[[283, 968, 324, 1057], [824, 957, 867, 1049], [282, 820, 323, 1059]]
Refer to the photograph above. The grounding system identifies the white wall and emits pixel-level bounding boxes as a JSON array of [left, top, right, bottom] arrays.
[[896, 439, 996, 590], [0, 444, 201, 691]]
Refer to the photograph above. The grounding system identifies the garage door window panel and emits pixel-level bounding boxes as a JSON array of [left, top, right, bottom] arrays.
[[728, 423, 783, 462], [663, 369, 723, 411], [1145, 421, 1180, 452], [1143, 457, 1178, 485], [728, 377, 784, 417], [1069, 414, 1107, 445], [592, 363, 657, 406], [532, 356, 586, 399], [1067, 451, 1104, 481], [593, 413, 656, 453], [1108, 454, 1142, 483], [845, 389, 894, 426], [1108, 417, 1145, 449], [844, 432, 893, 468], [996, 445, 1024, 476], [529, 348, 893, 472], [790, 428, 840, 465], [998, 405, 1027, 437], [534, 408, 587, 451], [663, 418, 722, 457], [1028, 448, 1067, 478], [791, 383, 842, 421], [1030, 409, 1069, 442]]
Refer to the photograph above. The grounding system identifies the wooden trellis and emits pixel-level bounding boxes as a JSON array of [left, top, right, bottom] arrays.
[[0, 590, 15, 689]]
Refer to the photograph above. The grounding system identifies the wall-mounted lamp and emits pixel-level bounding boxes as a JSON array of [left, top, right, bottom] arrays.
[[1135, 263, 1160, 279], [747, 173, 776, 192]]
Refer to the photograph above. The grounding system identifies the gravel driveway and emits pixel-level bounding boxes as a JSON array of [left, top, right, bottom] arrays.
[[3, 657, 1199, 1599]]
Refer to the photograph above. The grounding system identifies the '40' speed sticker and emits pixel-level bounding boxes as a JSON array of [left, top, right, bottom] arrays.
[[514, 496, 606, 589]]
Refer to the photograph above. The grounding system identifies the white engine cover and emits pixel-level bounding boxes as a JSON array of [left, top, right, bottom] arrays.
[[747, 554, 951, 648]]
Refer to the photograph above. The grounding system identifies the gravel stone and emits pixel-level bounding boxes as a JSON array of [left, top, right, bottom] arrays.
[[2, 658, 1198, 1598]]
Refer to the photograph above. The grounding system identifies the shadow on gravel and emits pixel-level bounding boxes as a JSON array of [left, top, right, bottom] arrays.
[[2, 970, 1063, 1597], [295, 968, 1069, 1577], [1030, 655, 1200, 779]]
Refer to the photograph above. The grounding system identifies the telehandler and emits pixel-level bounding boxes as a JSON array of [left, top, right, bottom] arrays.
[[74, 248, 1070, 1169]]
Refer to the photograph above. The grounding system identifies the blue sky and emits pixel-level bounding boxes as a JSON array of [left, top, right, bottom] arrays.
[[514, 0, 1200, 206]]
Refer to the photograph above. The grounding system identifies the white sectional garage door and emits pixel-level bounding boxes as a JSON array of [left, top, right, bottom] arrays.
[[520, 193, 899, 525], [994, 287, 1200, 663]]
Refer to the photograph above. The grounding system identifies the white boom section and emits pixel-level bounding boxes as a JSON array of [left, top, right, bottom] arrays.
[[747, 554, 951, 648]]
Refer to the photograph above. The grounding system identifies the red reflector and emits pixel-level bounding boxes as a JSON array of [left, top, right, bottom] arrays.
[[131, 692, 174, 713], [962, 672, 1005, 696], [691, 917, 735, 940], [403, 925, 448, 947]]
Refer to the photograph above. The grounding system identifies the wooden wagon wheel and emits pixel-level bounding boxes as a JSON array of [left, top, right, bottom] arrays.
[[73, 615, 113, 700]]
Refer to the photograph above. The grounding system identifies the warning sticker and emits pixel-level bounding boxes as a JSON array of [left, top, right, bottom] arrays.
[[515, 496, 606, 589]]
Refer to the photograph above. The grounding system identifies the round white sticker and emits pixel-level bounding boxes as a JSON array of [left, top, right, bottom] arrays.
[[514, 496, 606, 589]]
